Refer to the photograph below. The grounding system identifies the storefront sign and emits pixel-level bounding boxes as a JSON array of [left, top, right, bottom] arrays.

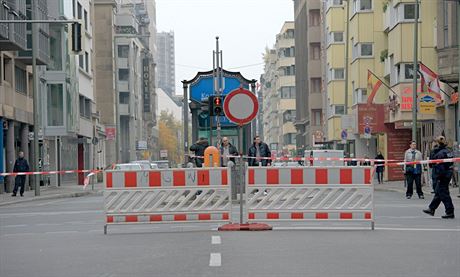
[[357, 104, 385, 134], [143, 58, 151, 113], [419, 93, 436, 114], [400, 88, 413, 111], [106, 127, 116, 141]]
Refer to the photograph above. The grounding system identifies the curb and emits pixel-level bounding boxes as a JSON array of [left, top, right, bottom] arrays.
[[0, 190, 103, 207]]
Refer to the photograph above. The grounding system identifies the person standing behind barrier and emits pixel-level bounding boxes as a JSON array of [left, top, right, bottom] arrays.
[[423, 136, 455, 219], [11, 151, 30, 197], [190, 137, 209, 168], [375, 151, 385, 184], [428, 141, 439, 193], [404, 141, 424, 199], [220, 137, 238, 167], [248, 136, 271, 166]]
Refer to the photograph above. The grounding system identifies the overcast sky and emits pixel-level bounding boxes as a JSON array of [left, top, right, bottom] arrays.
[[156, 0, 294, 95]]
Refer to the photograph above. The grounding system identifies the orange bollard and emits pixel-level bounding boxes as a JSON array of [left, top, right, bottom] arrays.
[[204, 146, 220, 167]]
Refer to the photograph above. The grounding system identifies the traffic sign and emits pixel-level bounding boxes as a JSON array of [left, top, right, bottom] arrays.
[[223, 88, 258, 126]]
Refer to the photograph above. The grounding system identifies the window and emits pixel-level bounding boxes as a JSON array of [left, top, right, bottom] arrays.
[[283, 110, 296, 123], [48, 27, 63, 71], [360, 43, 373, 56], [330, 68, 344, 80], [334, 105, 346, 115], [79, 55, 84, 69], [281, 65, 295, 76], [84, 9, 88, 30], [353, 0, 372, 14], [281, 86, 295, 99], [443, 1, 448, 47], [353, 88, 368, 104], [283, 133, 296, 145], [404, 64, 416, 80], [310, 78, 321, 93], [403, 4, 416, 20], [85, 52, 89, 73], [310, 43, 320, 60], [118, 45, 129, 58], [15, 66, 27, 94], [47, 84, 64, 126], [77, 2, 82, 19], [118, 69, 129, 81], [312, 109, 323, 126], [285, 29, 294, 39], [332, 32, 344, 43], [79, 95, 91, 118], [120, 92, 129, 104], [72, 0, 76, 17], [3, 57, 13, 84], [309, 10, 320, 26]]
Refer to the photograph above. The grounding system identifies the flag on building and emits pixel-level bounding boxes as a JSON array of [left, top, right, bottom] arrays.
[[419, 62, 442, 102], [367, 70, 383, 104]]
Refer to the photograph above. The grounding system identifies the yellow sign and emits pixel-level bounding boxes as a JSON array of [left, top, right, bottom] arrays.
[[419, 93, 436, 114]]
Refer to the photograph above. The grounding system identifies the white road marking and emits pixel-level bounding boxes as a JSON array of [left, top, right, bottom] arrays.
[[37, 223, 61, 226], [376, 227, 460, 232], [273, 226, 460, 232], [2, 233, 35, 237], [0, 210, 102, 218], [209, 253, 221, 267], [170, 225, 198, 229], [2, 224, 28, 228], [211, 235, 221, 245], [35, 199, 67, 206]]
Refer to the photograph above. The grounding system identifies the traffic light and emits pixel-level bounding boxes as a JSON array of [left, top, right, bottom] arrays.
[[71, 22, 82, 53], [208, 96, 224, 116]]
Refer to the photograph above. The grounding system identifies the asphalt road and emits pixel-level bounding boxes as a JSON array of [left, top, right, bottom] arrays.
[[0, 191, 459, 277]]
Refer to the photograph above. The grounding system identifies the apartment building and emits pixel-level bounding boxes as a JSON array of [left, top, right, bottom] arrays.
[[294, 0, 324, 151], [0, 0, 49, 192], [156, 31, 175, 96], [261, 22, 296, 154]]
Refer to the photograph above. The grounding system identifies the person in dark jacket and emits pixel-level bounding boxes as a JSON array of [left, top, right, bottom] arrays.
[[220, 137, 238, 167], [423, 136, 455, 219], [375, 151, 385, 184], [248, 136, 271, 166], [428, 141, 439, 193], [12, 151, 30, 197], [189, 137, 209, 168]]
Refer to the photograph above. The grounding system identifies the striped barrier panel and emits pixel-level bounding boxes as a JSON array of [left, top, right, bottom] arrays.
[[103, 167, 231, 234], [245, 166, 374, 229]]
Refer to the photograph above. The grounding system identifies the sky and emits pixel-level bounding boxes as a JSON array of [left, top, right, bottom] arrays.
[[155, 0, 294, 95]]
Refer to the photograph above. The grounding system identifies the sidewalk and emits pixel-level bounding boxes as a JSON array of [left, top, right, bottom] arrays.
[[375, 180, 460, 197], [0, 181, 104, 207]]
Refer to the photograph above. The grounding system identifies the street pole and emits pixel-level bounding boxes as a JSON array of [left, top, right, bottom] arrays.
[[32, 2, 40, 196], [215, 37, 221, 145], [238, 125, 243, 225], [457, 0, 460, 143], [412, 0, 419, 142], [344, 0, 350, 115], [183, 82, 189, 164]]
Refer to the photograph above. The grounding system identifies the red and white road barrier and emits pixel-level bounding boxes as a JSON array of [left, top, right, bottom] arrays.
[[245, 166, 375, 230], [103, 168, 232, 234]]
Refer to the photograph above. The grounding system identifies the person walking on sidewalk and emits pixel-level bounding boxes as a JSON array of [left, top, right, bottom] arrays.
[[189, 137, 209, 168], [12, 151, 30, 197], [404, 141, 424, 199], [428, 141, 439, 193], [375, 151, 385, 184], [248, 136, 271, 167], [423, 136, 455, 219], [220, 137, 238, 167]]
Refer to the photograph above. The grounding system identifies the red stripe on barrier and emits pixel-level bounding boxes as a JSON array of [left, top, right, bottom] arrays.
[[248, 169, 255, 185], [125, 215, 138, 222], [150, 215, 162, 222], [267, 212, 279, 219], [125, 172, 137, 187], [266, 169, 279, 185], [249, 213, 255, 220], [340, 169, 353, 184], [197, 170, 210, 186], [316, 213, 329, 219], [107, 216, 113, 223], [222, 213, 229, 220], [364, 168, 371, 184], [149, 171, 161, 187], [291, 169, 303, 184], [174, 214, 187, 221], [340, 213, 353, 219], [198, 214, 211, 220], [106, 172, 113, 188], [173, 171, 185, 186], [365, 212, 372, 219], [291, 212, 304, 219], [315, 169, 328, 184], [221, 169, 228, 185]]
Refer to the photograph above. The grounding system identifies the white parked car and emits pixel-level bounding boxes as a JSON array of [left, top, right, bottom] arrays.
[[113, 163, 142, 171]]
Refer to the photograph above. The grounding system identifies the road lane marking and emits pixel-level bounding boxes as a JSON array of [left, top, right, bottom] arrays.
[[2, 233, 35, 237], [211, 235, 221, 245], [376, 227, 460, 232], [273, 226, 460, 232], [0, 210, 102, 218], [44, 231, 79, 234], [2, 224, 28, 228], [37, 223, 61, 226], [209, 253, 221, 267]]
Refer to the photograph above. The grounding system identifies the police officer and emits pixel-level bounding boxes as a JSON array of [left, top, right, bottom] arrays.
[[423, 136, 455, 219]]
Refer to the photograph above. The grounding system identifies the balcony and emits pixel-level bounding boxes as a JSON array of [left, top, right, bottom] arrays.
[[0, 3, 27, 51], [437, 47, 459, 83], [115, 13, 139, 34], [384, 57, 391, 78], [16, 30, 50, 65], [383, 8, 390, 32]]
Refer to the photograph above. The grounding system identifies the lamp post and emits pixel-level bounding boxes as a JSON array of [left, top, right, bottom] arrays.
[[411, 0, 420, 142]]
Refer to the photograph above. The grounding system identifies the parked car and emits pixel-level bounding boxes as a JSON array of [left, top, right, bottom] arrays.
[[113, 163, 142, 170], [151, 160, 170, 169], [130, 160, 152, 170]]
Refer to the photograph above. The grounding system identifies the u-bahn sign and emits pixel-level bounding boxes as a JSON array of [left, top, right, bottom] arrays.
[[223, 88, 258, 126]]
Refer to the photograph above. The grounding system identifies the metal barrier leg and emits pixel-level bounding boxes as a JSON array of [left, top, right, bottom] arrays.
[[371, 221, 375, 231], [104, 224, 107, 235]]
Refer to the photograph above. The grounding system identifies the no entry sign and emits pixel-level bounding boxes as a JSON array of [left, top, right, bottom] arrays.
[[223, 88, 258, 126]]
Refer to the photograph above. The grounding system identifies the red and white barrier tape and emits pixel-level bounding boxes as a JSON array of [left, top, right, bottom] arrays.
[[0, 169, 101, 177]]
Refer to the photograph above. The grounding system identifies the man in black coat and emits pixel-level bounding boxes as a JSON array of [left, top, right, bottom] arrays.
[[12, 151, 30, 197], [248, 136, 271, 166], [220, 137, 238, 167], [189, 137, 209, 167]]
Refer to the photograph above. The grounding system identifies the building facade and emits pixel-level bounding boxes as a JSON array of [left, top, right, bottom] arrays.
[[0, 0, 49, 193], [294, 0, 324, 151], [261, 22, 296, 155], [156, 31, 175, 95]]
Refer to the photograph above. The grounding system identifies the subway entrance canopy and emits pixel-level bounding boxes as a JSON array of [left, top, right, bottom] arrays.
[[182, 69, 257, 154]]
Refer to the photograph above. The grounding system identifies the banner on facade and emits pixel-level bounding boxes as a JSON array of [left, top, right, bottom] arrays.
[[106, 127, 116, 141]]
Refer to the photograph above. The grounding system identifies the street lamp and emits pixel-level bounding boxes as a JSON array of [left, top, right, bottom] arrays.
[[411, 0, 420, 142]]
